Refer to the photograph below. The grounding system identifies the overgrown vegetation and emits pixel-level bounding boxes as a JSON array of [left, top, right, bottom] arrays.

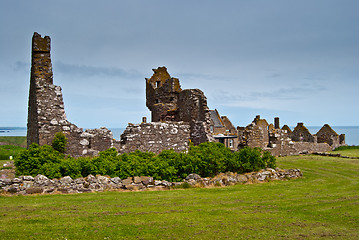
[[0, 145, 25, 160], [51, 132, 67, 153], [15, 140, 276, 181]]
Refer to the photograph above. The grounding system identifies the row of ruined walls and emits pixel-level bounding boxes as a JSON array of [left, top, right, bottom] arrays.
[[27, 32, 346, 158], [237, 115, 345, 156]]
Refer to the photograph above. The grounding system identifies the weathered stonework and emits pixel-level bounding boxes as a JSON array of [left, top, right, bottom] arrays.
[[291, 123, 315, 143], [27, 33, 115, 157], [1, 168, 302, 195], [26, 33, 345, 157], [119, 67, 214, 154], [238, 117, 344, 156], [316, 124, 345, 148], [238, 116, 269, 149], [145, 67, 214, 145], [118, 122, 191, 154]]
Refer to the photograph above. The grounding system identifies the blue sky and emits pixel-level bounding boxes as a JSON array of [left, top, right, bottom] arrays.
[[1, 0, 358, 128]]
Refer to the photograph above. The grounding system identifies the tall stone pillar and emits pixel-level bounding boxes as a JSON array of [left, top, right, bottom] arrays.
[[27, 32, 67, 147]]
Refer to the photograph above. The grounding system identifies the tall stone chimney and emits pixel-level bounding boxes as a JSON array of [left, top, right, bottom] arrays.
[[274, 117, 280, 129], [27, 32, 67, 147]]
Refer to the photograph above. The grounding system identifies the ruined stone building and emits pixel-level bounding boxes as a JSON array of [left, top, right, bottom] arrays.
[[27, 32, 345, 157], [208, 109, 238, 151], [237, 116, 345, 156], [27, 33, 115, 157], [118, 67, 214, 153]]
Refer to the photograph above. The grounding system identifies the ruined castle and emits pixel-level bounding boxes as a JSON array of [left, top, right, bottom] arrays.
[[27, 32, 345, 157]]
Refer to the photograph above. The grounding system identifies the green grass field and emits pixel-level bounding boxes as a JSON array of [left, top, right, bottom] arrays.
[[333, 149, 359, 158], [0, 136, 26, 161], [0, 136, 26, 147], [0, 150, 358, 239], [0, 145, 25, 161]]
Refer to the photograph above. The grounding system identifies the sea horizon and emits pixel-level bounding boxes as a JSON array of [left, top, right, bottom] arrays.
[[1, 126, 359, 145]]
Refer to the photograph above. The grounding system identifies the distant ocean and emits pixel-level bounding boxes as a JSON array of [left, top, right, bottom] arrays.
[[1, 126, 359, 145]]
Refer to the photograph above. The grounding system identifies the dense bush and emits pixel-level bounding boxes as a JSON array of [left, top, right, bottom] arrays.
[[52, 132, 67, 153], [15, 142, 277, 181], [15, 143, 65, 178]]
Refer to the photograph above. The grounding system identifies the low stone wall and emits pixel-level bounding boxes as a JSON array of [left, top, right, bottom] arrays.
[[0, 168, 302, 195], [266, 141, 332, 156]]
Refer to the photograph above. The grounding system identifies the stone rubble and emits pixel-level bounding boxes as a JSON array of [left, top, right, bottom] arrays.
[[0, 168, 302, 195]]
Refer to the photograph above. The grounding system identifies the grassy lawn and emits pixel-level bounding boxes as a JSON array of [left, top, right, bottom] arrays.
[[0, 153, 358, 239], [332, 149, 359, 158], [0, 136, 26, 147], [0, 145, 25, 161]]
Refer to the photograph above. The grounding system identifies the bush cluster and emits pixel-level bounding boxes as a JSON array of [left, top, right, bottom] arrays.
[[15, 142, 276, 181]]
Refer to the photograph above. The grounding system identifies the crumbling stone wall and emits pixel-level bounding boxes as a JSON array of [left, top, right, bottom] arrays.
[[291, 123, 315, 142], [238, 116, 269, 149], [118, 122, 191, 154], [238, 117, 344, 156], [27, 33, 115, 157], [266, 127, 331, 156], [282, 125, 292, 133], [144, 67, 214, 146], [1, 168, 302, 195], [316, 124, 342, 148], [146, 67, 182, 122]]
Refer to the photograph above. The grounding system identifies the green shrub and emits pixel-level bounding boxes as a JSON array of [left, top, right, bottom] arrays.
[[14, 143, 65, 178], [187, 142, 231, 177], [59, 157, 83, 179], [13, 141, 276, 181], [261, 150, 276, 169], [52, 132, 68, 153]]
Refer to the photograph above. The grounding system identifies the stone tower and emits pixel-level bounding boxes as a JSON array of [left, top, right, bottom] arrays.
[[146, 67, 182, 122], [27, 32, 68, 147], [145, 67, 214, 145], [27, 32, 114, 157]]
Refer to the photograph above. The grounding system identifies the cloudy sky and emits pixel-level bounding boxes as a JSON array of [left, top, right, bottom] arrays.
[[1, 0, 358, 129]]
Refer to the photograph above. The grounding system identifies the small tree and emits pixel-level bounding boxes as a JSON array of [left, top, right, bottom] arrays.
[[52, 132, 68, 153]]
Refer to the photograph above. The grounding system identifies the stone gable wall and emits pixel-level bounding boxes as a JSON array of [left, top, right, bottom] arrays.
[[291, 123, 315, 142], [316, 124, 340, 147], [239, 116, 269, 149]]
